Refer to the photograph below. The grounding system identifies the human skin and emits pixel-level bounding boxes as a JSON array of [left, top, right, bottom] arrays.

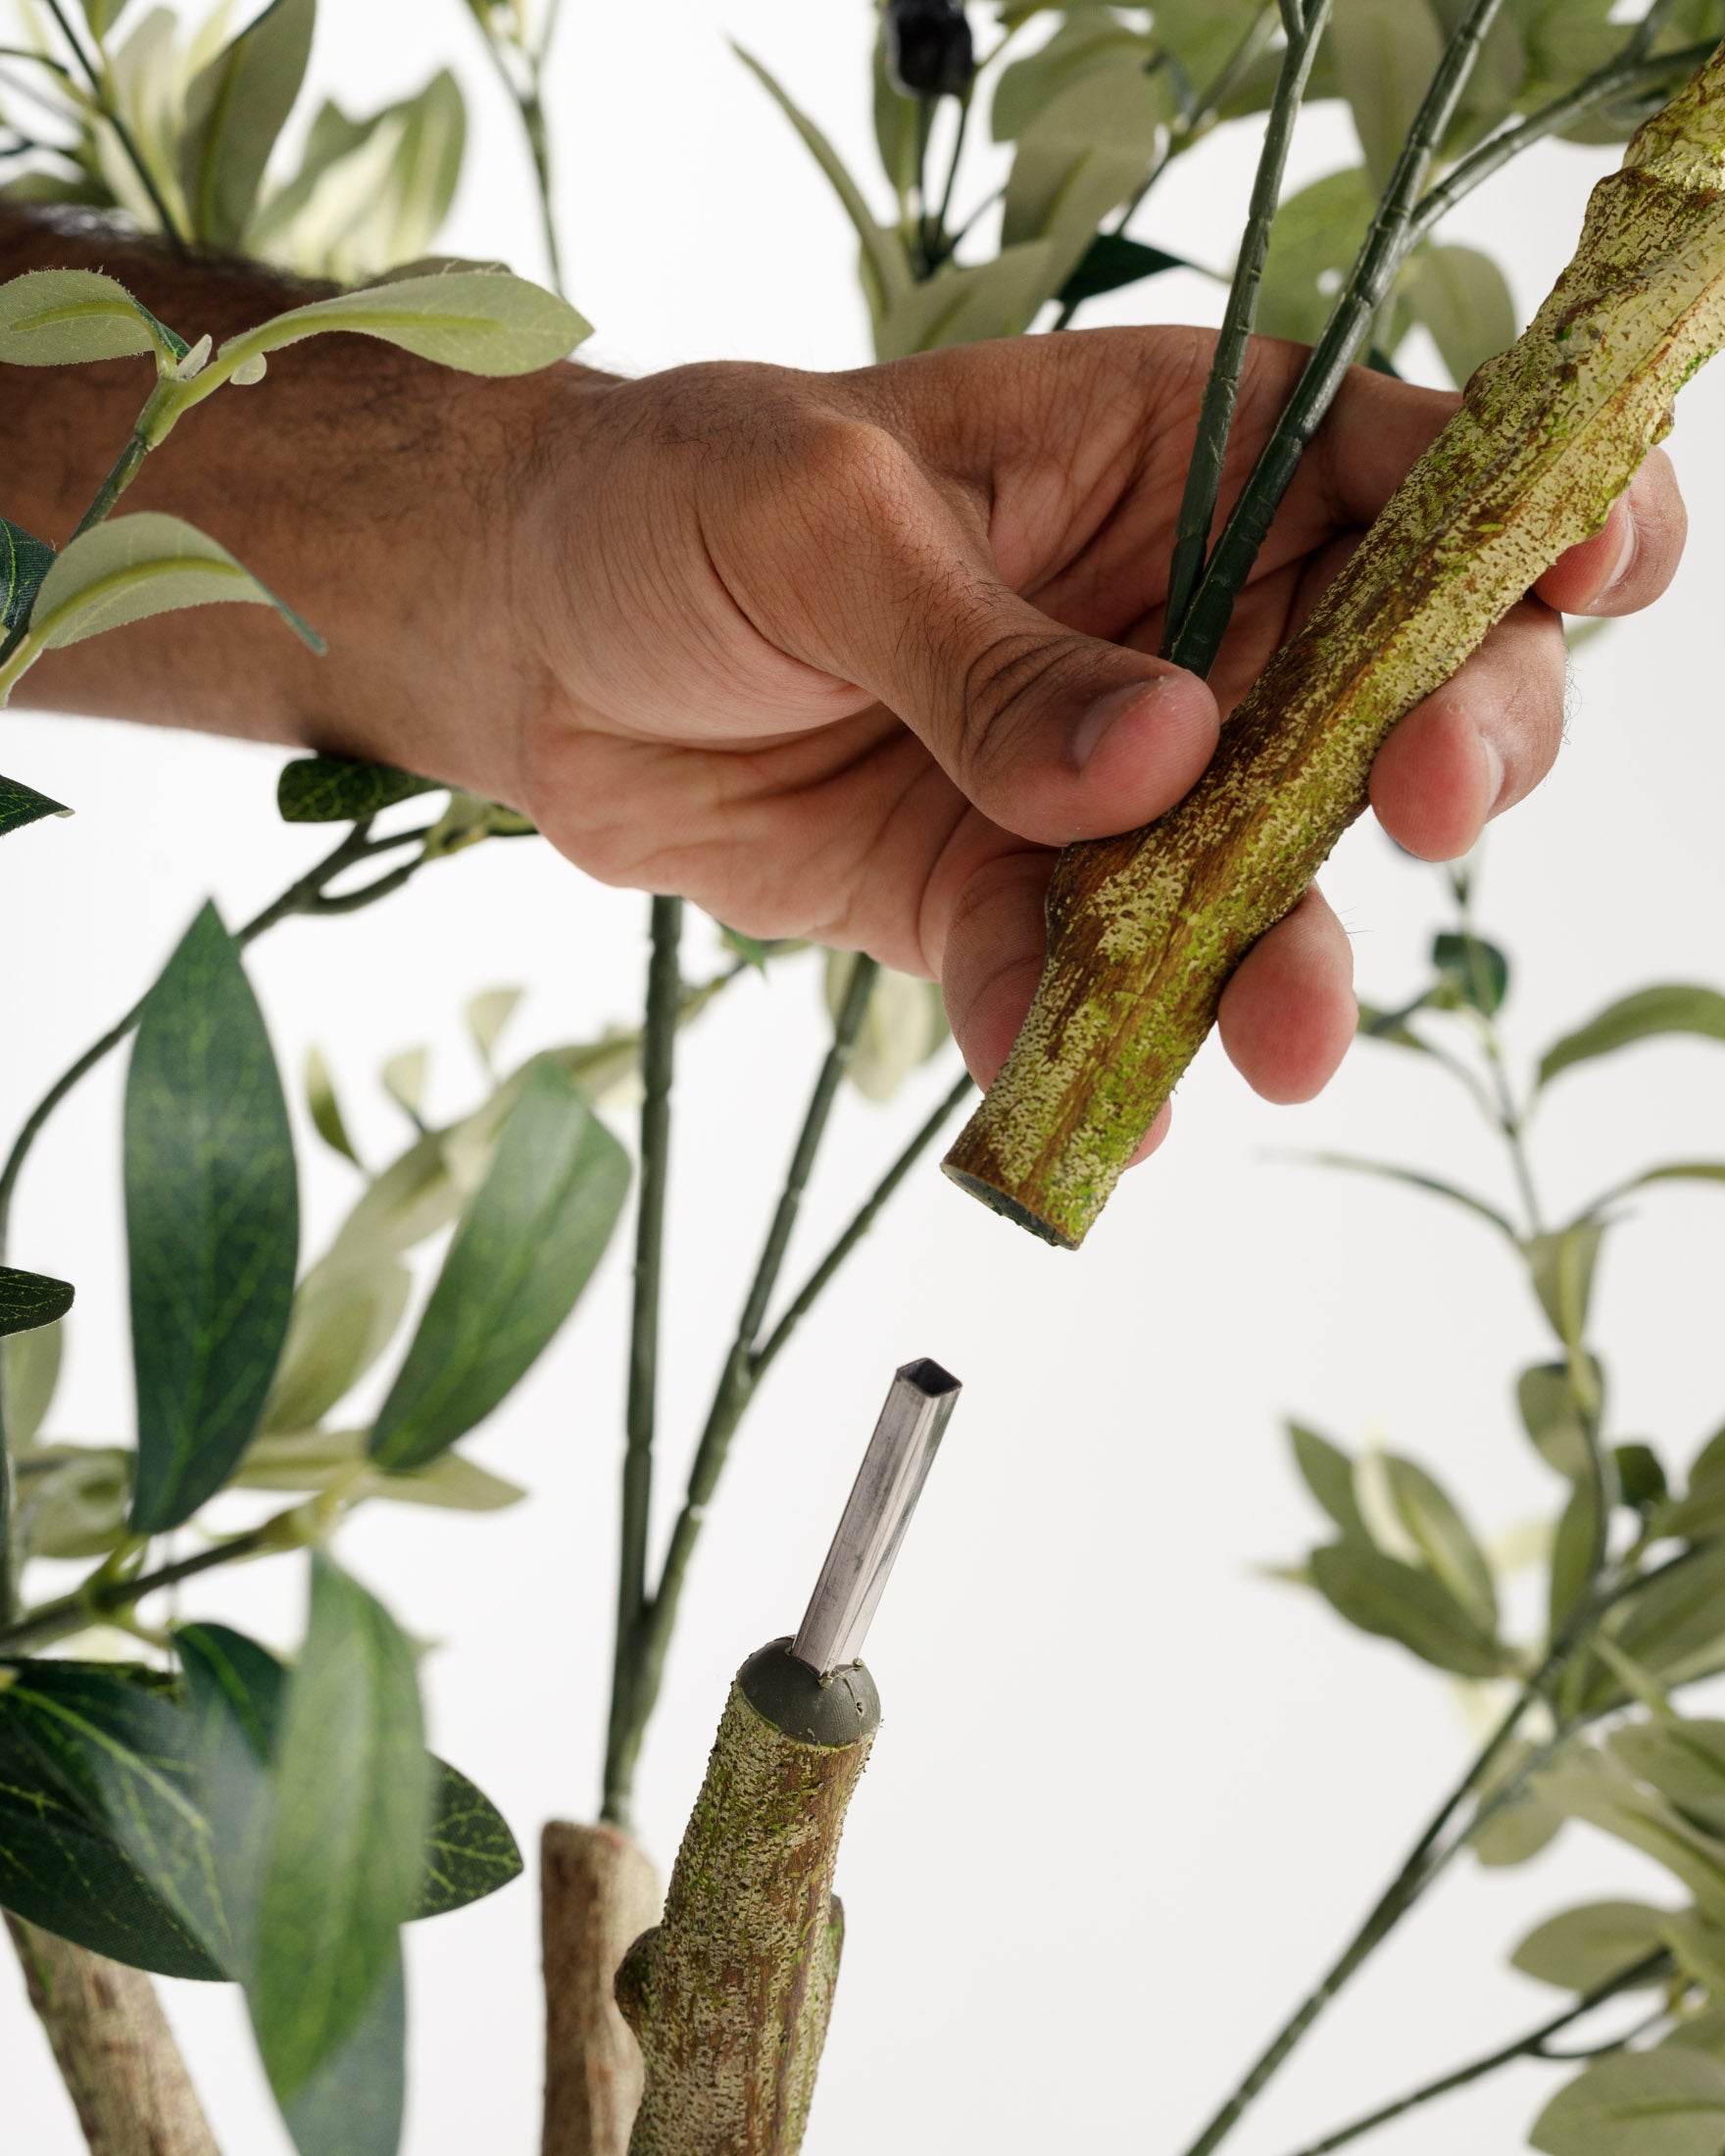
[[0, 213, 1686, 1155]]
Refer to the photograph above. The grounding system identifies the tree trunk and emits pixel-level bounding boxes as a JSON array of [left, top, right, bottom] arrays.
[[8, 1914, 221, 2156], [945, 39, 1725, 1249], [616, 1642, 878, 2155], [541, 1821, 662, 2156]]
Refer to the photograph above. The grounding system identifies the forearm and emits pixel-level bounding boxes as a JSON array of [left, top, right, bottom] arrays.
[[0, 209, 605, 806]]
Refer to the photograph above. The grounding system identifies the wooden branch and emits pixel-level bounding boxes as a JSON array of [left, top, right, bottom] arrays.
[[615, 1642, 879, 2155], [945, 40, 1725, 1249], [7, 1914, 221, 2156], [541, 1821, 662, 2156]]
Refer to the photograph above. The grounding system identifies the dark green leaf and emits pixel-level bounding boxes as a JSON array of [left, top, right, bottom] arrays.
[[1525, 1222, 1605, 1349], [370, 1060, 629, 1471], [280, 1953, 406, 2156], [304, 1047, 361, 1168], [1518, 1358, 1605, 1483], [178, 0, 316, 251], [0, 1267, 74, 1339], [1056, 232, 1187, 311], [1355, 999, 1435, 1051], [1384, 1454, 1498, 1632], [1288, 1422, 1371, 1545], [0, 515, 54, 634], [1539, 985, 1725, 1089], [1531, 2047, 1725, 2156], [1432, 930, 1510, 1016], [125, 903, 298, 1533], [1616, 1444, 1669, 1512], [1307, 1543, 1507, 1677], [248, 1556, 429, 2133], [1613, 1723, 1725, 1839], [0, 773, 68, 838], [1603, 1545, 1725, 1698], [1511, 1899, 1675, 1991], [276, 755, 439, 824], [0, 1661, 223, 1980]]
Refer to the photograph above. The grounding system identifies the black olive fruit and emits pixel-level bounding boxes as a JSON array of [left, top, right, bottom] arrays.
[[886, 0, 976, 100]]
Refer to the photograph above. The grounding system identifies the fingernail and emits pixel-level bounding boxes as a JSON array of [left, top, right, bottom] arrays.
[[1072, 679, 1159, 770], [1597, 514, 1637, 604], [1481, 733, 1505, 814]]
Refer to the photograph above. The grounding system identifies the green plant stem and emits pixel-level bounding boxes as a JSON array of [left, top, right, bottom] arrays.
[[921, 91, 972, 271], [603, 895, 682, 1832], [40, 0, 185, 251], [1161, 0, 1334, 646], [751, 1068, 974, 1383], [1278, 1954, 1674, 2156], [0, 1524, 274, 1657], [601, 956, 879, 1820], [1170, 0, 1506, 675]]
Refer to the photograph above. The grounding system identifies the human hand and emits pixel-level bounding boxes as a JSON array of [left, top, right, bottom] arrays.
[[500, 328, 1682, 1140]]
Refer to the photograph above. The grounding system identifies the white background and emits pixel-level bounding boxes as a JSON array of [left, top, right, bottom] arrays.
[[7, 4, 1725, 2152]]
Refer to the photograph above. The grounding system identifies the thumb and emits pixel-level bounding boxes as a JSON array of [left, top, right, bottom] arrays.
[[765, 438, 1219, 846]]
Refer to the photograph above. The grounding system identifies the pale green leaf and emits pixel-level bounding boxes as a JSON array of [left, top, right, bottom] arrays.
[[234, 1427, 524, 1511], [1401, 242, 1517, 387], [1540, 1758, 1725, 1925], [465, 989, 522, 1069], [1525, 1221, 1605, 1349], [0, 268, 179, 367], [1511, 1899, 1674, 1991], [304, 1047, 360, 1168], [1288, 1422, 1372, 1546], [1531, 2048, 1725, 2156], [992, 10, 1154, 142], [1330, 0, 1447, 190], [1001, 53, 1172, 268], [1613, 1723, 1725, 1839], [381, 1049, 428, 1124], [1256, 169, 1376, 348], [260, 1254, 414, 1437], [1540, 986, 1725, 1089], [873, 240, 1065, 359], [4, 1316, 63, 1448], [1602, 1545, 1725, 1700], [1307, 1543, 1507, 1677], [217, 270, 591, 381], [178, 0, 316, 251], [15, 1444, 131, 1558], [1551, 1476, 1603, 1637], [1384, 1455, 1498, 1632], [26, 513, 321, 656], [827, 953, 951, 1100], [1518, 1358, 1605, 1483]]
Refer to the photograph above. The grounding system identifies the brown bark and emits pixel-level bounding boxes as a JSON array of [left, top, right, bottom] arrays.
[[615, 1645, 878, 2155], [541, 1821, 663, 2156], [7, 1914, 220, 2156]]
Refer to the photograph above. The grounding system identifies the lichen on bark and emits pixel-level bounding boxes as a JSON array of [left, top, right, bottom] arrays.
[[945, 40, 1725, 1250]]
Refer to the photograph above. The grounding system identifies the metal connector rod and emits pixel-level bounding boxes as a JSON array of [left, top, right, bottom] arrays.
[[791, 1357, 961, 1680]]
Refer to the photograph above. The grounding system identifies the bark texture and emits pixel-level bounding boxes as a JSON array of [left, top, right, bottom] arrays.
[[541, 1821, 663, 2156], [7, 1913, 221, 2156], [945, 39, 1725, 1249], [616, 1646, 877, 2155]]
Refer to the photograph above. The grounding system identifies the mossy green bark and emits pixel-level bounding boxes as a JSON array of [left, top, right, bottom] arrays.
[[616, 1645, 876, 2154], [946, 41, 1725, 1249]]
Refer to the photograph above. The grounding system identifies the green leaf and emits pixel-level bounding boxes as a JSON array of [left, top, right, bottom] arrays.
[[734, 44, 911, 325], [1307, 1543, 1507, 1677], [0, 268, 179, 368], [992, 11, 1155, 141], [872, 24, 921, 212], [1257, 169, 1377, 349], [1617, 1444, 1670, 1512], [1551, 1477, 1603, 1638], [177, 0, 316, 251], [827, 954, 950, 1101], [1525, 1221, 1605, 1349], [1288, 1422, 1372, 1546], [1511, 1899, 1675, 1991], [0, 773, 69, 837], [81, 0, 131, 32], [0, 1266, 74, 1339], [304, 1046, 361, 1168], [15, 1444, 131, 1559], [218, 269, 591, 381], [125, 903, 298, 1533], [1604, 1545, 1725, 1698], [1518, 1358, 1605, 1483], [1531, 2048, 1725, 2156], [247, 1556, 429, 2137], [1613, 1723, 1725, 1839], [1401, 243, 1517, 387], [4, 1316, 62, 1446], [1301, 1152, 1518, 1239], [1666, 2007, 1725, 2059], [1539, 985, 1725, 1089], [236, 1425, 525, 1510], [1602, 1161, 1725, 1205], [1001, 51, 1173, 266], [260, 1253, 413, 1436], [874, 240, 1065, 358], [1384, 1455, 1498, 1632], [0, 516, 54, 635], [276, 754, 439, 824], [0, 1660, 224, 1980], [1540, 1757, 1725, 1924], [1330, 0, 1447, 190], [466, 988, 523, 1070], [26, 513, 321, 658], [1473, 1740, 1566, 1867], [1056, 231, 1188, 312], [369, 1060, 629, 1471], [1432, 929, 1510, 1016]]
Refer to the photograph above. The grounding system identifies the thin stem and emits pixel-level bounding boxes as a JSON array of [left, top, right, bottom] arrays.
[[1161, 0, 1334, 647], [69, 429, 152, 543], [40, 0, 185, 250], [751, 1067, 974, 1382], [602, 895, 682, 1832], [601, 957, 880, 1816], [922, 91, 972, 271], [1279, 1954, 1674, 2156], [1622, 0, 1688, 69], [1171, 0, 1506, 676], [0, 1524, 275, 1657]]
